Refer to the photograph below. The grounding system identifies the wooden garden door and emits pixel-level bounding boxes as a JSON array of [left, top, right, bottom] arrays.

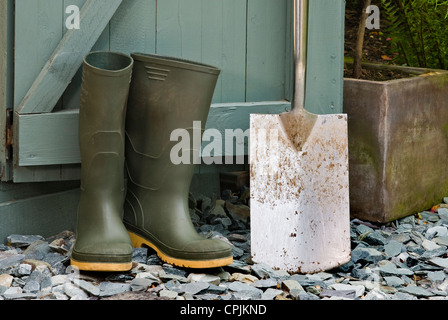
[[4, 0, 345, 183]]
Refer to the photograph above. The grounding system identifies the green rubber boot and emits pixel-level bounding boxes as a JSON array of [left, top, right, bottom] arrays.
[[124, 53, 233, 268], [71, 52, 134, 272]]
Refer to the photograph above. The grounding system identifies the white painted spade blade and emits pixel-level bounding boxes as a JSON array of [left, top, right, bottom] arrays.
[[250, 112, 351, 274]]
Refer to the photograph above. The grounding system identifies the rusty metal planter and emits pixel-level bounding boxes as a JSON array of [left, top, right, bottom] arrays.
[[344, 64, 448, 223]]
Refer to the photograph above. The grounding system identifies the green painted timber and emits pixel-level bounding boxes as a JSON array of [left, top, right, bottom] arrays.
[[15, 0, 124, 115], [0, 0, 14, 180], [0, 182, 80, 244], [0, 0, 345, 239], [306, 0, 345, 114]]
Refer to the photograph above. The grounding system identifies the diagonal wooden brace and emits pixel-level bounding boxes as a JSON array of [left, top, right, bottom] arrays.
[[15, 0, 123, 115]]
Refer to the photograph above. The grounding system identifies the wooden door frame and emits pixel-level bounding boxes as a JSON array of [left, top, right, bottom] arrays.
[[0, 0, 14, 181]]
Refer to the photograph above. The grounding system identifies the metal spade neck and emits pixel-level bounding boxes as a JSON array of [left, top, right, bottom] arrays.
[[293, 0, 308, 112]]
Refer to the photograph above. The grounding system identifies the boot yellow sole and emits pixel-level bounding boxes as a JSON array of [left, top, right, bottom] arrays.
[[70, 259, 133, 272], [128, 231, 233, 269]]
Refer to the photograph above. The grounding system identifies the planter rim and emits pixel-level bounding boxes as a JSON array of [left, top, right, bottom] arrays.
[[344, 62, 448, 84]]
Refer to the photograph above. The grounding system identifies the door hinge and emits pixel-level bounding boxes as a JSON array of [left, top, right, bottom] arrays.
[[6, 109, 13, 161]]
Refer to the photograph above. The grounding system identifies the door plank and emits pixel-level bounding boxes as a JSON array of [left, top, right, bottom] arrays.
[[201, 0, 247, 103], [0, 0, 14, 181], [110, 0, 157, 55], [246, 0, 288, 102], [15, 0, 123, 115], [156, 0, 247, 104], [306, 0, 345, 114], [62, 0, 111, 111], [15, 110, 80, 166], [156, 0, 202, 61], [14, 0, 63, 110]]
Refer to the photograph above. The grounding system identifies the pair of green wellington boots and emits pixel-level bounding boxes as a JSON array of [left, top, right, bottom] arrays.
[[70, 51, 233, 272]]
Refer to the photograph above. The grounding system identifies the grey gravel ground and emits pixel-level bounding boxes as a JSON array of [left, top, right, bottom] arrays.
[[1, 192, 448, 301]]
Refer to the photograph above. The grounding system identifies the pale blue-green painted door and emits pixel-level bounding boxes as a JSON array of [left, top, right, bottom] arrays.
[[7, 0, 345, 183]]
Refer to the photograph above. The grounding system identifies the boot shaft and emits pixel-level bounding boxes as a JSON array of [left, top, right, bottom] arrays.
[[125, 53, 220, 191], [126, 53, 221, 161], [124, 52, 220, 231], [80, 52, 134, 134], [79, 52, 134, 191]]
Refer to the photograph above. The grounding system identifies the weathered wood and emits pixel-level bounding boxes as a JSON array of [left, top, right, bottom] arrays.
[[306, 0, 345, 114], [156, 0, 202, 62], [156, 0, 247, 104], [14, 102, 290, 168], [0, 0, 14, 181], [14, 0, 63, 111], [0, 1, 6, 112], [205, 102, 291, 159], [246, 0, 288, 102], [63, 0, 157, 111], [110, 0, 157, 55], [14, 110, 80, 166], [0, 0, 12, 110], [15, 0, 123, 115], [199, 0, 247, 103], [8, 0, 344, 183], [13, 165, 81, 184], [62, 0, 111, 111], [0, 188, 80, 243]]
